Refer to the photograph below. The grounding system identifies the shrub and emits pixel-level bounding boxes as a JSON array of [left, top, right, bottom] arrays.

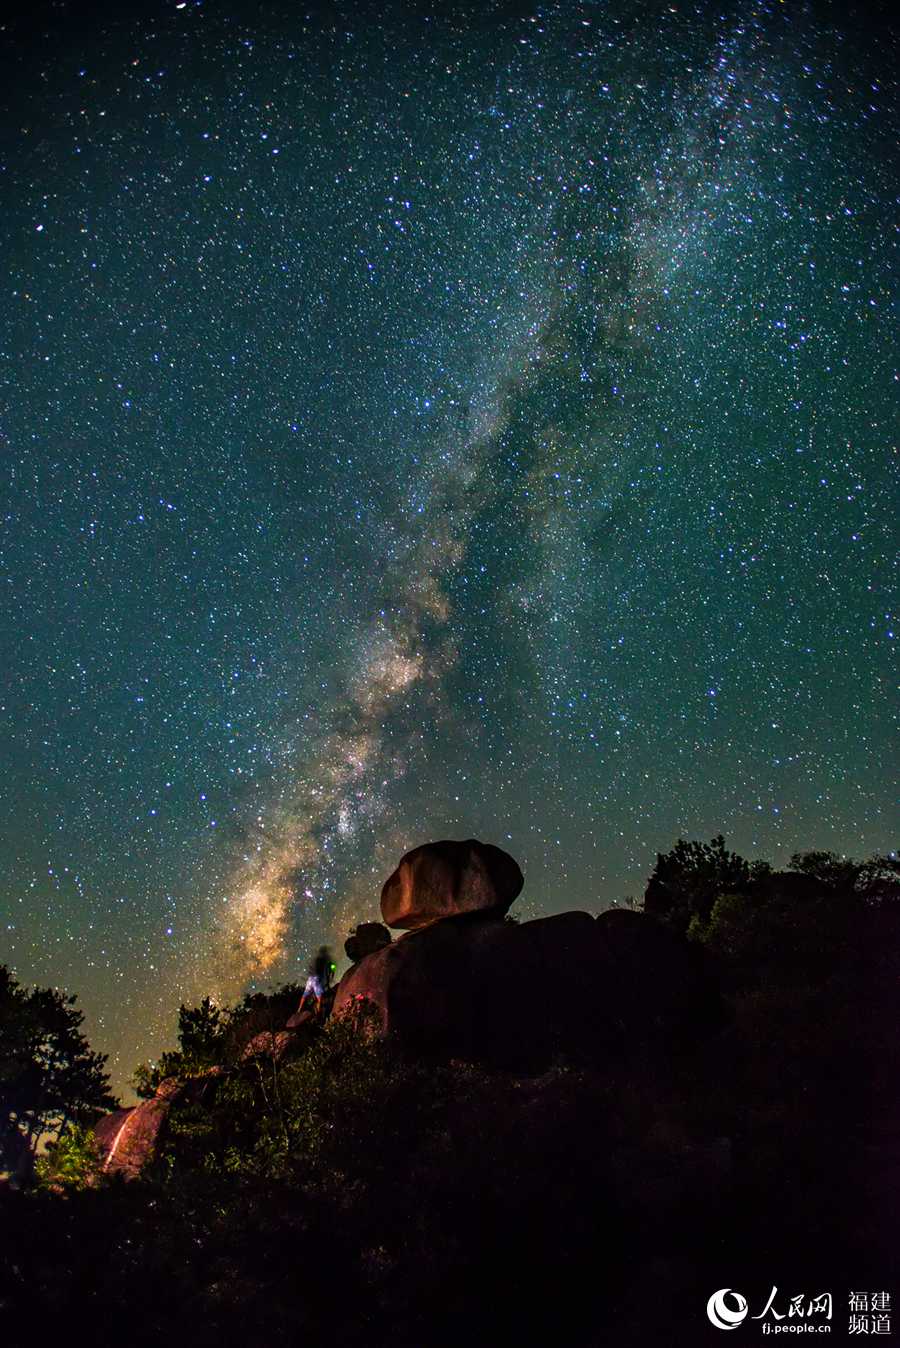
[[35, 1123, 102, 1192]]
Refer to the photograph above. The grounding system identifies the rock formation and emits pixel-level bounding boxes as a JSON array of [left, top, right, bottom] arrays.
[[334, 901, 725, 1072], [241, 1028, 300, 1061], [344, 921, 391, 964], [92, 1070, 225, 1178], [380, 837, 523, 929], [94, 1080, 177, 1179], [92, 837, 726, 1175]]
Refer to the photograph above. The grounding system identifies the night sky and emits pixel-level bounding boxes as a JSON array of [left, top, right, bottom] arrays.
[[1, 0, 895, 1093]]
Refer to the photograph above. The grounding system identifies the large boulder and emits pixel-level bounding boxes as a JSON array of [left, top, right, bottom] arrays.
[[92, 1071, 223, 1179], [335, 910, 486, 1056], [93, 1096, 172, 1180], [241, 1028, 299, 1062], [476, 910, 621, 1069], [380, 838, 523, 930], [345, 921, 392, 964], [594, 908, 730, 1047], [334, 905, 725, 1073]]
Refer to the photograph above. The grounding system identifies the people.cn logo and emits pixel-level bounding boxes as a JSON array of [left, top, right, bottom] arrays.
[[707, 1289, 749, 1330]]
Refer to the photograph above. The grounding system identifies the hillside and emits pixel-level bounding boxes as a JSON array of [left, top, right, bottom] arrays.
[[1, 838, 897, 1346]]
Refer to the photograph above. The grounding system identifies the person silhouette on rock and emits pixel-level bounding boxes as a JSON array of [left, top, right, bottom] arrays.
[[298, 945, 335, 1016]]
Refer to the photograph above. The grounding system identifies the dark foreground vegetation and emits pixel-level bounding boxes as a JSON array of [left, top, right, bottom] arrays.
[[1, 841, 897, 1346]]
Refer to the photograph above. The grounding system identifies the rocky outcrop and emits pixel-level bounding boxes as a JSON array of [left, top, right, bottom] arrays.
[[595, 908, 729, 1046], [334, 904, 725, 1072], [93, 1071, 222, 1179], [241, 1029, 299, 1062], [92, 841, 728, 1172], [345, 921, 391, 964], [93, 1095, 172, 1180], [380, 838, 523, 929]]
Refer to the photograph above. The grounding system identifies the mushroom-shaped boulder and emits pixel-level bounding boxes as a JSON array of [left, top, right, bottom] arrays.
[[380, 838, 523, 930]]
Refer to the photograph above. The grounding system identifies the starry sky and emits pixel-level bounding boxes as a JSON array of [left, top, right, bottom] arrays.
[[1, 0, 895, 1094]]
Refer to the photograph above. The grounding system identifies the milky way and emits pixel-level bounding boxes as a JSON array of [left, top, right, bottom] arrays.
[[1, 1, 894, 1090]]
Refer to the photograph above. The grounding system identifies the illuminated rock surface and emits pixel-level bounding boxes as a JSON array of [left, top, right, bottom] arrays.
[[380, 838, 524, 930]]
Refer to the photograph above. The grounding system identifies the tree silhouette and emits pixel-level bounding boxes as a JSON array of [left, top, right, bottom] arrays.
[[0, 965, 116, 1183], [790, 849, 900, 904], [132, 986, 305, 1096], [643, 835, 769, 934]]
